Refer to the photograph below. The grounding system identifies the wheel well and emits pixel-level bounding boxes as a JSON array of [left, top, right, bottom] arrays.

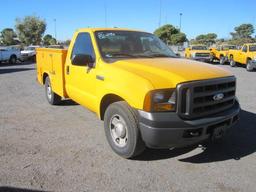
[[10, 54, 17, 59], [43, 73, 48, 84], [100, 94, 125, 120], [247, 57, 252, 62]]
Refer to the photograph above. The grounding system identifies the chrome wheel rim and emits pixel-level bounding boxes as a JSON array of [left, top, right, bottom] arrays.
[[247, 62, 252, 71], [47, 83, 52, 100], [109, 114, 128, 148]]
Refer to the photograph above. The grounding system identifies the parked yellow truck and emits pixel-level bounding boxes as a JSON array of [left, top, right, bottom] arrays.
[[185, 45, 211, 62], [36, 28, 240, 158], [228, 43, 256, 71], [210, 45, 237, 65]]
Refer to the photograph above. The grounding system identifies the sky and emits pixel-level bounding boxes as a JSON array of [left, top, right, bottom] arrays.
[[0, 0, 255, 41]]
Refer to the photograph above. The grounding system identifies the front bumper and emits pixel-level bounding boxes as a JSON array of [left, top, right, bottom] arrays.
[[250, 61, 256, 69], [192, 56, 211, 62], [138, 101, 240, 149]]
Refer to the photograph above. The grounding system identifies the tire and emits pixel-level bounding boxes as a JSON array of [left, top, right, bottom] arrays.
[[45, 76, 61, 105], [230, 56, 236, 67], [246, 60, 254, 72], [104, 101, 145, 158], [219, 56, 225, 65], [9, 55, 17, 64]]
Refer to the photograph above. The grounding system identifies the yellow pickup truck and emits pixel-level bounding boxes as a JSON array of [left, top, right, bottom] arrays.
[[36, 28, 240, 158], [185, 45, 211, 62], [228, 43, 256, 71], [210, 45, 237, 65]]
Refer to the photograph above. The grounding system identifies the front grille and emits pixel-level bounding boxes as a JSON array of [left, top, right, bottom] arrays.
[[195, 53, 210, 57], [177, 77, 236, 119]]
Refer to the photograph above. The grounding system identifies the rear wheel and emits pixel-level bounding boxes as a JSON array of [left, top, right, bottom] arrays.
[[230, 56, 236, 67], [45, 76, 61, 105], [246, 60, 254, 72], [9, 55, 17, 64], [104, 101, 145, 158]]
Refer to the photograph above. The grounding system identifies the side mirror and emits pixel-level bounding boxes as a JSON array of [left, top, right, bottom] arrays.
[[71, 54, 95, 67]]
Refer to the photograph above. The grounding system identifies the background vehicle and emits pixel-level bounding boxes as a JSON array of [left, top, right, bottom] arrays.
[[36, 28, 240, 158], [21, 45, 40, 61], [0, 46, 21, 64], [185, 45, 211, 62], [46, 45, 65, 49], [228, 43, 256, 71], [210, 45, 237, 64]]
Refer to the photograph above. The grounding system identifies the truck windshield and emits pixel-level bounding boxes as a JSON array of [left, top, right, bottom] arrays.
[[249, 45, 256, 52], [191, 46, 208, 50], [95, 31, 177, 59], [223, 46, 236, 50]]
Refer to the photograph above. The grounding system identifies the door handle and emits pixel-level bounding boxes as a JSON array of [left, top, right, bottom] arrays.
[[66, 66, 70, 75]]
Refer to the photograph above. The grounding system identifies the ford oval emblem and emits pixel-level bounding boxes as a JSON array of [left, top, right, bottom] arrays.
[[213, 93, 224, 101]]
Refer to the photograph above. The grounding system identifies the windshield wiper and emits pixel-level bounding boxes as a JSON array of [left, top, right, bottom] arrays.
[[149, 53, 175, 58], [107, 53, 154, 58], [108, 53, 138, 58]]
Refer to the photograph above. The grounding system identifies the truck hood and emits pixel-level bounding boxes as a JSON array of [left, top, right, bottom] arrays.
[[113, 58, 233, 89]]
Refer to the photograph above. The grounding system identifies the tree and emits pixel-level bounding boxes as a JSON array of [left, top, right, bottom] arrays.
[[15, 16, 46, 45], [192, 33, 218, 45], [43, 34, 56, 46], [0, 28, 17, 45], [230, 24, 254, 39], [64, 39, 71, 46], [154, 24, 187, 45]]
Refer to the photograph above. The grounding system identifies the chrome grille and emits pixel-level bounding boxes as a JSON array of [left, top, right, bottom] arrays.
[[177, 77, 236, 119], [195, 53, 210, 57]]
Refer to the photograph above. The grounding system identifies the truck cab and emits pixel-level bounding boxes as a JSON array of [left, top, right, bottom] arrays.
[[36, 28, 240, 158], [185, 45, 211, 62]]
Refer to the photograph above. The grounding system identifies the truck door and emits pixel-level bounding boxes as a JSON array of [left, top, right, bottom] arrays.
[[239, 45, 248, 64], [0, 49, 8, 60], [65, 32, 98, 112]]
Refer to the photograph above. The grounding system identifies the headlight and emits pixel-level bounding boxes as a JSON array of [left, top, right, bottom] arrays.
[[143, 89, 176, 112]]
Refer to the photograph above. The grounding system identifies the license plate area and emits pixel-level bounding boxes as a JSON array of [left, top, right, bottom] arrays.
[[207, 119, 231, 140]]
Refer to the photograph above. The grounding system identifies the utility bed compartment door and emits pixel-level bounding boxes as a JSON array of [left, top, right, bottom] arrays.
[[36, 48, 68, 97]]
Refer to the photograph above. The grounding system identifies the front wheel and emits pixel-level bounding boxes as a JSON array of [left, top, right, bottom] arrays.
[[104, 101, 145, 158], [246, 60, 254, 72], [9, 55, 17, 64], [219, 56, 225, 65], [45, 76, 61, 105], [230, 57, 236, 67]]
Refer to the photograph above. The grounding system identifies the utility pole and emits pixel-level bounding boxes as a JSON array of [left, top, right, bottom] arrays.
[[179, 13, 183, 31], [159, 0, 162, 27], [104, 0, 108, 27], [54, 19, 57, 42]]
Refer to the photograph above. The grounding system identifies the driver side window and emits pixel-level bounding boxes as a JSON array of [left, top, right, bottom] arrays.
[[242, 46, 247, 52], [71, 33, 95, 61]]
